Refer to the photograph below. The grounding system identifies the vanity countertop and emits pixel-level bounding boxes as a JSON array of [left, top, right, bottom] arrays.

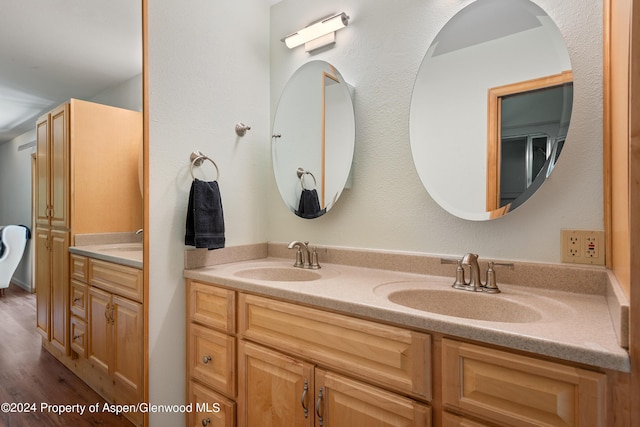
[[70, 243, 143, 269], [184, 257, 630, 372]]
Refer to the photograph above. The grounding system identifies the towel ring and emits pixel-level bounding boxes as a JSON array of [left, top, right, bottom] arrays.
[[297, 167, 316, 190], [190, 151, 220, 181]]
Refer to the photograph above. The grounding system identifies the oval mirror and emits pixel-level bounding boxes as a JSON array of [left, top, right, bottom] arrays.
[[272, 61, 355, 219], [410, 0, 573, 220]]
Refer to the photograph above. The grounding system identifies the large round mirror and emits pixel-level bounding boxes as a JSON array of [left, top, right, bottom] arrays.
[[410, 0, 573, 220], [272, 61, 355, 219]]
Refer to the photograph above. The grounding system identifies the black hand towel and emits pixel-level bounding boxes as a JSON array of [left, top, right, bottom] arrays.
[[295, 189, 326, 219], [185, 179, 225, 250]]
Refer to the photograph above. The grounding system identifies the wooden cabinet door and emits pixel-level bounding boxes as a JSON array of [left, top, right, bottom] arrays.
[[314, 368, 431, 427], [188, 381, 236, 427], [70, 316, 87, 358], [70, 280, 88, 320], [35, 116, 50, 227], [35, 228, 51, 339], [189, 324, 236, 398], [188, 280, 235, 333], [238, 340, 314, 427], [88, 286, 112, 375], [442, 339, 606, 427], [50, 229, 69, 355], [112, 295, 144, 400], [49, 103, 69, 229]]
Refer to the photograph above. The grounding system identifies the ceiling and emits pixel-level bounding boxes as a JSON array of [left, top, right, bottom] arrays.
[[0, 0, 142, 144]]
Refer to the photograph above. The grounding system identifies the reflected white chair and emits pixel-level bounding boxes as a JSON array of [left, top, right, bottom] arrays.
[[0, 225, 30, 296]]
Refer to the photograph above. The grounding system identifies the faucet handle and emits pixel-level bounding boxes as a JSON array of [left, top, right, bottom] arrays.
[[310, 247, 321, 270], [441, 258, 467, 289], [483, 261, 514, 293]]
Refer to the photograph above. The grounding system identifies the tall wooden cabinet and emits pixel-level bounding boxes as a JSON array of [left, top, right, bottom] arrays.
[[34, 99, 143, 355], [33, 99, 144, 427]]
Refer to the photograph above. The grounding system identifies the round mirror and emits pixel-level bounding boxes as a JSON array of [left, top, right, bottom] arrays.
[[410, 0, 573, 220], [272, 61, 355, 219]]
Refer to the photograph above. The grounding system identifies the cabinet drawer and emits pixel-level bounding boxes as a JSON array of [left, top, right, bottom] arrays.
[[70, 280, 88, 320], [188, 380, 236, 427], [70, 316, 87, 358], [188, 280, 235, 333], [442, 339, 606, 426], [239, 293, 431, 400], [189, 323, 236, 398], [70, 254, 88, 282], [89, 259, 143, 302]]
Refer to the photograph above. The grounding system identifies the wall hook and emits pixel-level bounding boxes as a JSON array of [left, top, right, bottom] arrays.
[[235, 123, 251, 137]]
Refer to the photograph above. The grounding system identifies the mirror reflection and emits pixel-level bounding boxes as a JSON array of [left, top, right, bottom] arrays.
[[272, 61, 355, 219], [410, 0, 573, 220]]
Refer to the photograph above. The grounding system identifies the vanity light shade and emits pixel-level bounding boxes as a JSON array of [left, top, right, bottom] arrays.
[[282, 12, 349, 52]]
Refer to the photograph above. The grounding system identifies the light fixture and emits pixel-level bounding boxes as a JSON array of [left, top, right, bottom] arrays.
[[282, 12, 349, 52]]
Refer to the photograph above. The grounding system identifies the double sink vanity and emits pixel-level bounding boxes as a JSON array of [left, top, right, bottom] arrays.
[[184, 242, 628, 426]]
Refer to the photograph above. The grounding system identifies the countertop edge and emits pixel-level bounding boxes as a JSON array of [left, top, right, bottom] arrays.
[[69, 246, 143, 269]]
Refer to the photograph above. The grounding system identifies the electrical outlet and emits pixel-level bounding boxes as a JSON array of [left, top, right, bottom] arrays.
[[561, 229, 605, 265], [562, 230, 582, 262], [583, 230, 604, 264]]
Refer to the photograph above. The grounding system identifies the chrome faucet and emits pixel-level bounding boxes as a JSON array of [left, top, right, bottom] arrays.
[[441, 253, 513, 294], [287, 241, 321, 269]]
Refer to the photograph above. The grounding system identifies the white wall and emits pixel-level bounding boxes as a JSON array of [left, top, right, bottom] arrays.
[[147, 1, 270, 425], [0, 130, 35, 290], [268, 0, 603, 262], [90, 74, 143, 112]]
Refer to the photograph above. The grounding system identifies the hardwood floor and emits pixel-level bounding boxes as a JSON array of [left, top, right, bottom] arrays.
[[0, 284, 134, 427]]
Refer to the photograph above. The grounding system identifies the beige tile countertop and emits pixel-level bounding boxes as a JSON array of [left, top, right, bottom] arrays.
[[184, 250, 630, 373]]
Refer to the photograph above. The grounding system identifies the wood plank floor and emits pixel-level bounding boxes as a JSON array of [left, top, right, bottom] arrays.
[[0, 284, 134, 427]]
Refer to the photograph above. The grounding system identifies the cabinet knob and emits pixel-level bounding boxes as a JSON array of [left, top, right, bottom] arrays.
[[202, 355, 212, 364], [201, 417, 211, 426]]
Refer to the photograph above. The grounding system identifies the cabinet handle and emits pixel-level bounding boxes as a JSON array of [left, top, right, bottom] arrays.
[[73, 297, 81, 303], [110, 305, 115, 325], [73, 334, 83, 340], [201, 418, 211, 426], [315, 387, 324, 427], [301, 380, 309, 418], [105, 304, 111, 322], [202, 355, 212, 364]]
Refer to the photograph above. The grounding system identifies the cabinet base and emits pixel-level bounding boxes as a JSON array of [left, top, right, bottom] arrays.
[[41, 338, 143, 427]]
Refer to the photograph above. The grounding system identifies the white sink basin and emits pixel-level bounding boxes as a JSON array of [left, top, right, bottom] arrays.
[[234, 267, 321, 282], [387, 288, 542, 323], [373, 280, 562, 324]]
